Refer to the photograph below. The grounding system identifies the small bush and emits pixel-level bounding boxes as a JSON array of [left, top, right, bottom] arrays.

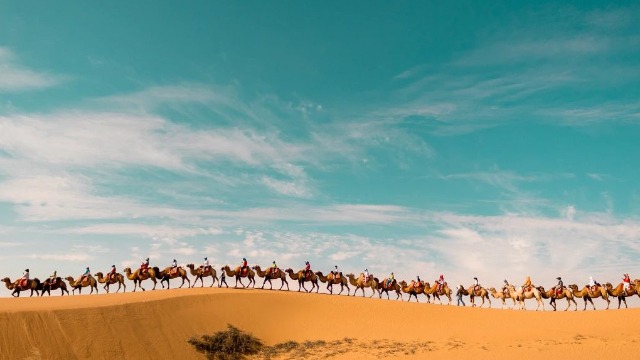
[[188, 324, 264, 360]]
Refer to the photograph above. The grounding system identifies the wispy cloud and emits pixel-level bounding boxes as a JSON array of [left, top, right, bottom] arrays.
[[382, 6, 640, 133], [0, 47, 61, 92]]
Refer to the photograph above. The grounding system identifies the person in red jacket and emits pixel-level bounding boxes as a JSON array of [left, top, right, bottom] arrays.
[[240, 258, 248, 275], [304, 261, 312, 279], [623, 273, 632, 295]]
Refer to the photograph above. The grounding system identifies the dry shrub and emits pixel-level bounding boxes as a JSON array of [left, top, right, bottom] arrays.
[[188, 324, 263, 360]]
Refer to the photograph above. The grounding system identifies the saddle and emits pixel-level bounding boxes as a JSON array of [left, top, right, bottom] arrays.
[[80, 276, 90, 286], [240, 267, 248, 276], [270, 268, 280, 277], [170, 267, 179, 276], [436, 281, 447, 293], [18, 279, 28, 288], [523, 285, 532, 293], [140, 266, 149, 275], [201, 265, 211, 274], [334, 272, 341, 280], [304, 271, 313, 281], [555, 287, 564, 296], [51, 278, 58, 287], [109, 273, 117, 281], [590, 285, 600, 293]]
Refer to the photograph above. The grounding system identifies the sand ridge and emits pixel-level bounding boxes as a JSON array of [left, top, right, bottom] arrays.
[[0, 287, 639, 359]]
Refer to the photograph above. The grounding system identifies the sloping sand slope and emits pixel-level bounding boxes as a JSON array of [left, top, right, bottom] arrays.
[[0, 288, 638, 359]]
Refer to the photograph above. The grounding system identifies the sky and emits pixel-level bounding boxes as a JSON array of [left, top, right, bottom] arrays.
[[1, 1, 640, 304]]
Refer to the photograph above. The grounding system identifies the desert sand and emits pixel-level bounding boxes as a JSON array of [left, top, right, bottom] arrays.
[[0, 287, 638, 359]]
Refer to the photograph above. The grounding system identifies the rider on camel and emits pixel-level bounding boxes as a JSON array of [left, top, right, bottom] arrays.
[[522, 275, 532, 292], [332, 265, 340, 279], [140, 257, 150, 275], [386, 272, 395, 288], [49, 270, 58, 285], [436, 274, 445, 292], [473, 277, 480, 293], [201, 257, 210, 272], [81, 267, 91, 283], [109, 265, 117, 281], [502, 279, 510, 295], [171, 259, 178, 274], [588, 276, 599, 294], [364, 268, 370, 283], [240, 258, 248, 275], [554, 277, 563, 296], [19, 269, 29, 287], [623, 273, 632, 295], [304, 261, 312, 279], [271, 261, 278, 276]]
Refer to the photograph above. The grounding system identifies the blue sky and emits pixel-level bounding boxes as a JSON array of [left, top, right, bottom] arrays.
[[1, 2, 640, 299]]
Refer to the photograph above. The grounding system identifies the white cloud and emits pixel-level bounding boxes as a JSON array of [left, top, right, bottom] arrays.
[[0, 47, 61, 92]]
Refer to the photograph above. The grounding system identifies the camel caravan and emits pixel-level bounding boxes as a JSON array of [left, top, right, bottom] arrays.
[[3, 262, 639, 311]]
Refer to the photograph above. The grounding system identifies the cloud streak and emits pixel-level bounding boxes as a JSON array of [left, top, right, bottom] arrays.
[[0, 47, 61, 92]]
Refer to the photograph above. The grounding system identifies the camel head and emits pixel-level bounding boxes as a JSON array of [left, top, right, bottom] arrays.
[[285, 268, 293, 273], [123, 267, 132, 274], [95, 272, 103, 278], [2, 277, 10, 283]]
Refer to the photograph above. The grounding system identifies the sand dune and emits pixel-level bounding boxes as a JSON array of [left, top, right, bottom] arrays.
[[0, 287, 639, 359]]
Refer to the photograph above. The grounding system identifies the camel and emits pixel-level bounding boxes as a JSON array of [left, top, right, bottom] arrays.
[[424, 281, 452, 305], [186, 264, 218, 288], [285, 268, 319, 293], [377, 278, 403, 300], [41, 277, 70, 296], [157, 266, 191, 289], [466, 284, 491, 308], [65, 275, 98, 295], [399, 280, 425, 302], [123, 267, 159, 292], [568, 284, 610, 310], [95, 272, 126, 293], [252, 265, 289, 290], [488, 287, 516, 309], [315, 271, 350, 295], [221, 265, 256, 288], [346, 273, 378, 298], [605, 282, 637, 309], [511, 285, 544, 311], [2, 277, 41, 297], [537, 286, 577, 311]]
